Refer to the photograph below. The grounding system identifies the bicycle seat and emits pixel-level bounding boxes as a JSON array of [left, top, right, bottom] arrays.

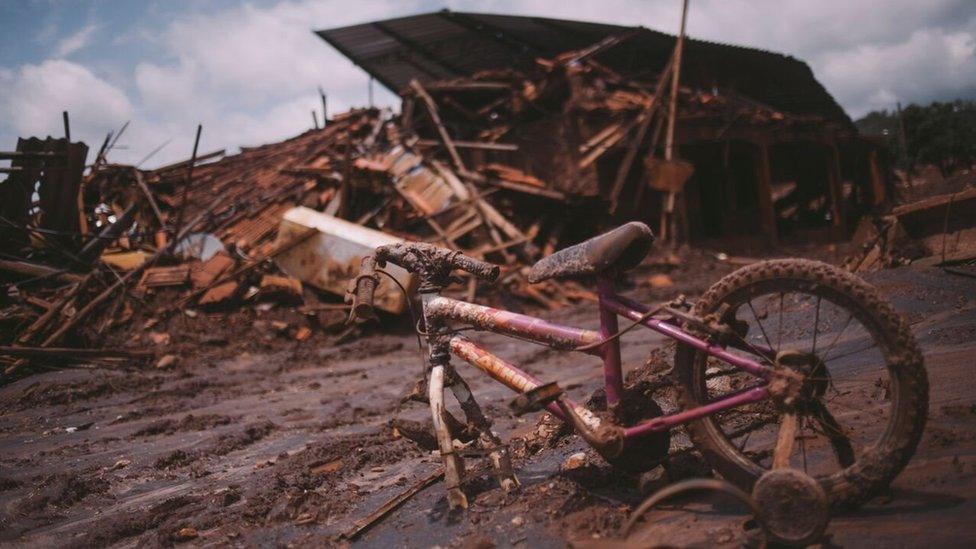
[[527, 222, 654, 283]]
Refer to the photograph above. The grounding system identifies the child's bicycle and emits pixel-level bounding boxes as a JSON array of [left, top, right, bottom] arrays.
[[348, 222, 927, 512]]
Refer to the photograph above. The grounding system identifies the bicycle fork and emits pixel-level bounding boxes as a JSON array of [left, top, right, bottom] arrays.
[[422, 293, 520, 509]]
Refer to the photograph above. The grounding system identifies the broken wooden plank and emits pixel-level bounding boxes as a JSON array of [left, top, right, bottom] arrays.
[[416, 139, 518, 151], [409, 79, 467, 174], [0, 346, 154, 359], [138, 265, 191, 289], [0, 259, 84, 283], [341, 468, 444, 540]]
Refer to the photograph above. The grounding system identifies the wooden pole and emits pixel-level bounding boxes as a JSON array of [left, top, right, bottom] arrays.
[[609, 55, 675, 213], [312, 110, 320, 129], [319, 86, 328, 125], [174, 124, 202, 238], [662, 0, 689, 243], [62, 111, 71, 143], [410, 79, 467, 173], [755, 140, 778, 245], [664, 0, 689, 162]]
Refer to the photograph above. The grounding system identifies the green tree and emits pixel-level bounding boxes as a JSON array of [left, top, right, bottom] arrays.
[[857, 100, 976, 176]]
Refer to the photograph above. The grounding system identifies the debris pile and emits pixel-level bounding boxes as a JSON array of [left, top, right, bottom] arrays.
[[0, 34, 931, 381], [844, 179, 976, 272]]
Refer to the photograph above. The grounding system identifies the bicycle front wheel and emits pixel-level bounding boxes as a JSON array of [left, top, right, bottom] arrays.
[[673, 259, 928, 508]]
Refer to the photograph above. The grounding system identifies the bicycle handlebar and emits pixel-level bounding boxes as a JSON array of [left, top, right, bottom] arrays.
[[348, 243, 500, 324], [348, 255, 379, 323], [448, 252, 501, 283]]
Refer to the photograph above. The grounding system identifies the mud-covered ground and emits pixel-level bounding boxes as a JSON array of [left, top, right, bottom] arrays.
[[1, 249, 974, 548]]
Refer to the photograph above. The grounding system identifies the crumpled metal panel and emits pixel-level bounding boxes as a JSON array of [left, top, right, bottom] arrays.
[[274, 207, 416, 314]]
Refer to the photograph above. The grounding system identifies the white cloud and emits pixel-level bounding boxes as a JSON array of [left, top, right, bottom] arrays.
[[54, 23, 97, 57], [819, 26, 976, 115], [3, 1, 976, 166], [0, 59, 133, 144], [69, 0, 417, 166]]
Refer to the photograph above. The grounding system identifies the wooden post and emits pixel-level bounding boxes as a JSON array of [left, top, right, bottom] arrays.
[[868, 148, 886, 205], [826, 141, 846, 236], [661, 0, 690, 244], [319, 86, 328, 125], [609, 55, 675, 213], [664, 0, 688, 163], [410, 79, 467, 174], [756, 141, 778, 245], [312, 110, 320, 129], [174, 124, 202, 238]]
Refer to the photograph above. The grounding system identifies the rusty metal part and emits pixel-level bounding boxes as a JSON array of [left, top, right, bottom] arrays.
[[428, 364, 467, 510], [768, 350, 811, 410], [752, 469, 829, 547], [450, 336, 542, 394], [510, 381, 564, 416], [430, 297, 602, 351], [348, 255, 379, 322], [449, 336, 603, 432], [445, 366, 520, 492], [276, 207, 414, 315], [554, 399, 625, 460], [375, 241, 499, 290], [621, 478, 764, 540]]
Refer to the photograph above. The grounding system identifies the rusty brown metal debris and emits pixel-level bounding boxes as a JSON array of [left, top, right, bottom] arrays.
[[0, 30, 932, 381]]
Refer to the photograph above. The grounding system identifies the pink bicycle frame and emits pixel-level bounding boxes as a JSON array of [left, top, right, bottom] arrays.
[[424, 276, 773, 446]]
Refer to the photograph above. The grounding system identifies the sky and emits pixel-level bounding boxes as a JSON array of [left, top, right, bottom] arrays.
[[1, 0, 975, 168]]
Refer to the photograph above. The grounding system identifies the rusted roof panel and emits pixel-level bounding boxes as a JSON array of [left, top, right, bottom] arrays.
[[316, 10, 850, 124]]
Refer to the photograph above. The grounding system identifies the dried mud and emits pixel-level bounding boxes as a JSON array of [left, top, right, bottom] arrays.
[[1, 255, 974, 547]]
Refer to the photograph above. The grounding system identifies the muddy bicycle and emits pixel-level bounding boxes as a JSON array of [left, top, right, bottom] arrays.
[[348, 222, 928, 511]]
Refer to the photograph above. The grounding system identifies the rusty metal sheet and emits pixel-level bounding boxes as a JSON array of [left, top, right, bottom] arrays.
[[138, 265, 191, 288], [274, 207, 416, 314]]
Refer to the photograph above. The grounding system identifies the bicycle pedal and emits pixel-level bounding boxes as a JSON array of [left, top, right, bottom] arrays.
[[509, 382, 564, 416]]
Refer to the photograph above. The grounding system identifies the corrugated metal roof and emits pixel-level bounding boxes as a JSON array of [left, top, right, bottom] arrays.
[[315, 10, 850, 124]]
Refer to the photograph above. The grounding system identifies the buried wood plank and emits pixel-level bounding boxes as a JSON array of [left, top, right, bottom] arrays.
[[341, 468, 444, 540]]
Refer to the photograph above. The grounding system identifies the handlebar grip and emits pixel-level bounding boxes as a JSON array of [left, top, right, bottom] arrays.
[[348, 255, 379, 323], [453, 253, 500, 282]]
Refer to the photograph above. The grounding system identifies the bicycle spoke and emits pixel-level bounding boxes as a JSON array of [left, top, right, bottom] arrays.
[[747, 300, 774, 351], [820, 313, 854, 363], [809, 401, 856, 467], [811, 296, 822, 355], [800, 416, 808, 473], [822, 341, 880, 364], [738, 428, 756, 453], [777, 292, 784, 351]]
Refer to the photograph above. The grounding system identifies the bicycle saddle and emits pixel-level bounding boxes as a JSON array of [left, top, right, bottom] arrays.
[[527, 222, 655, 283]]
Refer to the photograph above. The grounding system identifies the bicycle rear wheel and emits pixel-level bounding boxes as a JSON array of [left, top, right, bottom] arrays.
[[674, 259, 927, 508]]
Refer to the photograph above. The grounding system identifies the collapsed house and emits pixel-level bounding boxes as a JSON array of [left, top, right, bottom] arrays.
[[318, 10, 890, 244], [0, 11, 919, 379]]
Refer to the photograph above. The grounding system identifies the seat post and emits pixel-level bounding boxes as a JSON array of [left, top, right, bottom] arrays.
[[597, 274, 624, 414]]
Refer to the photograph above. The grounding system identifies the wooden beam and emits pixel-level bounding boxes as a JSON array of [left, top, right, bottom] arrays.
[[410, 79, 467, 174], [416, 139, 518, 151], [755, 141, 778, 245], [609, 55, 675, 212], [826, 141, 847, 236], [661, 0, 690, 245], [0, 346, 153, 359], [0, 259, 84, 282]]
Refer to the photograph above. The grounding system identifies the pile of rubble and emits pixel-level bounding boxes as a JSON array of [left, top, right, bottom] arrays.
[[0, 33, 940, 381], [844, 170, 976, 273]]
